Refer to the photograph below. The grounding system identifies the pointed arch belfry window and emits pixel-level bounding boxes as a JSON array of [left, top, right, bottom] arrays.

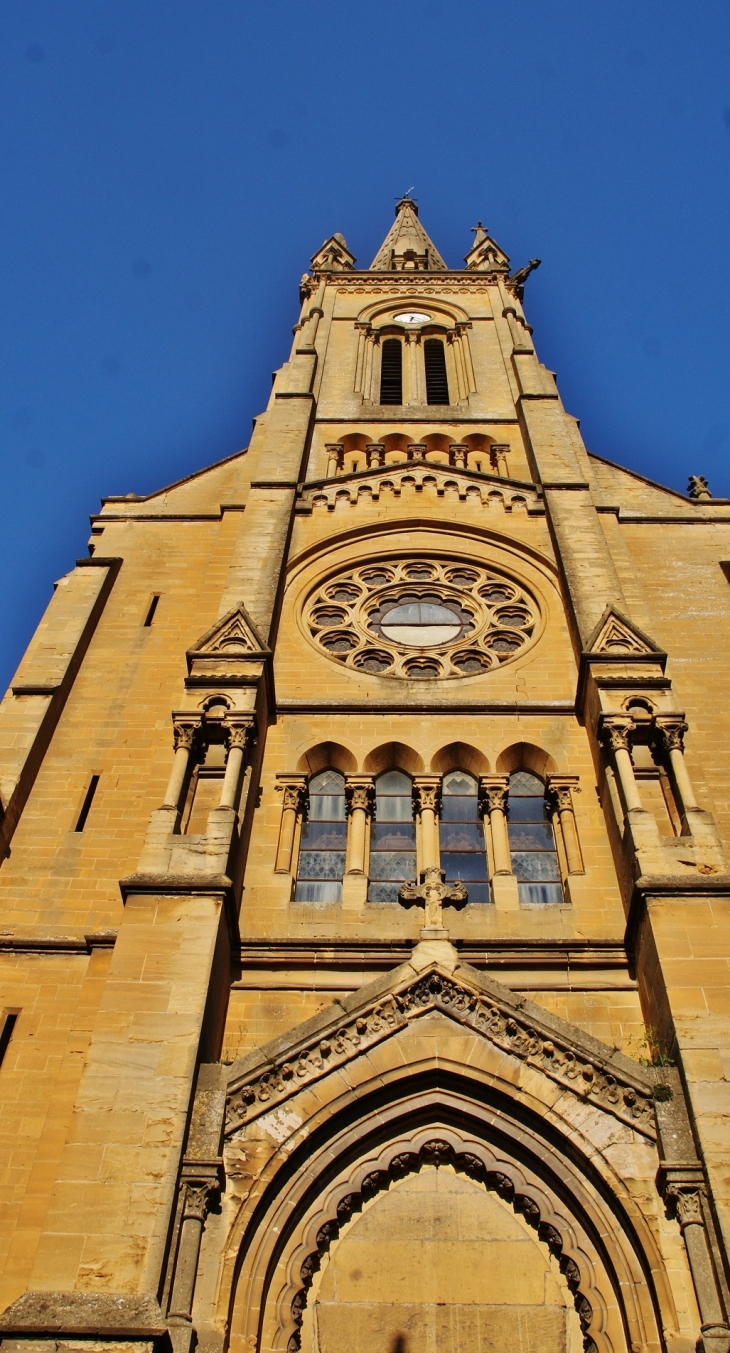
[[294, 770, 347, 903], [507, 771, 562, 904], [379, 338, 403, 404], [424, 337, 449, 404]]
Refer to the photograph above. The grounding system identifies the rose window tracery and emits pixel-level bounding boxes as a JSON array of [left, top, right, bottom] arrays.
[[303, 558, 540, 679]]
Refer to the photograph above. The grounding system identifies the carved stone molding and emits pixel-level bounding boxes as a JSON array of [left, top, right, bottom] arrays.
[[225, 964, 656, 1139], [280, 1132, 601, 1353]]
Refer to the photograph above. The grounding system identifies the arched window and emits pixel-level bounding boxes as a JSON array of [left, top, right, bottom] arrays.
[[507, 771, 562, 904], [295, 770, 346, 903], [424, 338, 449, 404], [380, 338, 403, 404], [440, 770, 489, 902], [368, 770, 416, 902]]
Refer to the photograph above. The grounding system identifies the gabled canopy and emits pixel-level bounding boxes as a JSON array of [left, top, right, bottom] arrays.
[[370, 195, 448, 271], [464, 220, 511, 272]]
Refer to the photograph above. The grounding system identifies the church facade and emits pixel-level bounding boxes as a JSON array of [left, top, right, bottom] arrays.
[[1, 198, 730, 1353]]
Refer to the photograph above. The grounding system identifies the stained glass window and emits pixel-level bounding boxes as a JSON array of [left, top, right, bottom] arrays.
[[440, 770, 490, 903], [295, 769, 346, 903], [507, 770, 563, 905], [368, 770, 416, 903]]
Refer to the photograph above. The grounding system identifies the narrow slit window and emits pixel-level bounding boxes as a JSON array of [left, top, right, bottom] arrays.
[[295, 770, 346, 903], [0, 1012, 18, 1069], [74, 775, 100, 832], [424, 338, 450, 404], [143, 594, 160, 627], [440, 770, 490, 903], [380, 338, 403, 405], [368, 770, 416, 903], [507, 771, 563, 904]]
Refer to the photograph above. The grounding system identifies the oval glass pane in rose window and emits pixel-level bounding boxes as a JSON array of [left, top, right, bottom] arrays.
[[380, 601, 461, 646]]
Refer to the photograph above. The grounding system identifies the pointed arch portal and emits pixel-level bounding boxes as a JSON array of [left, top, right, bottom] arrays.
[[220, 955, 679, 1353]]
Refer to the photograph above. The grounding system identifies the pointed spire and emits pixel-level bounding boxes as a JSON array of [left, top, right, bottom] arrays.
[[464, 223, 511, 273], [370, 195, 448, 271]]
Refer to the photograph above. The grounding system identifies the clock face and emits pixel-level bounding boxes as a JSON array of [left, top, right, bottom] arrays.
[[392, 311, 431, 325]]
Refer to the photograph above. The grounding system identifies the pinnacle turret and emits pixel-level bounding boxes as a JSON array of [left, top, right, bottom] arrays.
[[370, 195, 448, 271]]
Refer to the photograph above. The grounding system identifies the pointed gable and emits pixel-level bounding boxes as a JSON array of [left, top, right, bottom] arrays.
[[464, 221, 511, 272], [370, 196, 448, 271], [310, 233, 356, 271], [185, 604, 273, 696], [584, 605, 666, 660]]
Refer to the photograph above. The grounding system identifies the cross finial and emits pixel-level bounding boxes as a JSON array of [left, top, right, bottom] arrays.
[[399, 866, 467, 937]]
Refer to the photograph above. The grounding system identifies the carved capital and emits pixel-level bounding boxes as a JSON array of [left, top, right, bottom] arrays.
[[365, 442, 386, 467], [449, 444, 469, 468], [599, 715, 635, 754], [182, 1180, 216, 1224], [345, 776, 376, 817], [325, 443, 345, 469], [478, 775, 510, 816], [276, 774, 308, 814], [655, 716, 688, 755], [546, 775, 580, 813], [407, 443, 428, 463], [412, 776, 442, 817], [223, 715, 256, 753], [404, 329, 421, 345], [667, 1185, 706, 1229], [172, 714, 202, 754]]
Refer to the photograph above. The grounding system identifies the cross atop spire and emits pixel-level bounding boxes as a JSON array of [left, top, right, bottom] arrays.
[[370, 196, 448, 271]]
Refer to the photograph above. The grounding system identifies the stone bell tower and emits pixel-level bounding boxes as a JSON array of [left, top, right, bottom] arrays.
[[2, 197, 730, 1353]]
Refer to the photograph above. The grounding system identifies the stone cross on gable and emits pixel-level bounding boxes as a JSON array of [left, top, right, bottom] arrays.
[[399, 866, 468, 938]]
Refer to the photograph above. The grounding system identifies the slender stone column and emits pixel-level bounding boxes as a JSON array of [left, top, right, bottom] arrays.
[[448, 328, 468, 400], [405, 329, 422, 405], [600, 716, 642, 814], [219, 716, 255, 810], [546, 775, 584, 873], [274, 774, 308, 872], [666, 1187, 730, 1353], [413, 776, 442, 872], [325, 443, 344, 478], [363, 331, 375, 401], [366, 442, 386, 468], [479, 775, 520, 911], [479, 776, 511, 873], [167, 1167, 222, 1352], [164, 716, 202, 810], [449, 443, 469, 469], [344, 776, 376, 875], [655, 716, 699, 813], [297, 277, 326, 352], [489, 444, 510, 476]]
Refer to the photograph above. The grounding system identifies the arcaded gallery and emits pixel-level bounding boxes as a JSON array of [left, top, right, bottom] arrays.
[[1, 197, 730, 1353]]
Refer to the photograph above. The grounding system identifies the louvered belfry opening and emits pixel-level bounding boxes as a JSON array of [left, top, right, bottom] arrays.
[[424, 337, 450, 404], [380, 337, 403, 404]]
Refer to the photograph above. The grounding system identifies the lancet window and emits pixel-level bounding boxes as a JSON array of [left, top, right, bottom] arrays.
[[440, 770, 489, 902], [507, 771, 563, 904], [379, 338, 403, 404], [424, 337, 449, 404], [294, 770, 347, 903], [367, 770, 416, 903]]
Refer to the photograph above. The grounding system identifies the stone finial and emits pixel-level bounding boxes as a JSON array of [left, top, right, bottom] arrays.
[[688, 475, 711, 500]]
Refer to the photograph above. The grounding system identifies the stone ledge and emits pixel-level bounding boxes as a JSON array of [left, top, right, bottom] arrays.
[[0, 1293, 167, 1340]]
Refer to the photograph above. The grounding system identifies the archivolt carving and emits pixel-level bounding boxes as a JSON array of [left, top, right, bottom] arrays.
[[279, 1129, 607, 1353], [226, 967, 656, 1139]]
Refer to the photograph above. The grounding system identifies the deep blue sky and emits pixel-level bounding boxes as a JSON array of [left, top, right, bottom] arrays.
[[2, 2, 730, 691]]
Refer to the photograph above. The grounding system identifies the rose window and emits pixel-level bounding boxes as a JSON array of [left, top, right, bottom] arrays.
[[303, 558, 540, 679]]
